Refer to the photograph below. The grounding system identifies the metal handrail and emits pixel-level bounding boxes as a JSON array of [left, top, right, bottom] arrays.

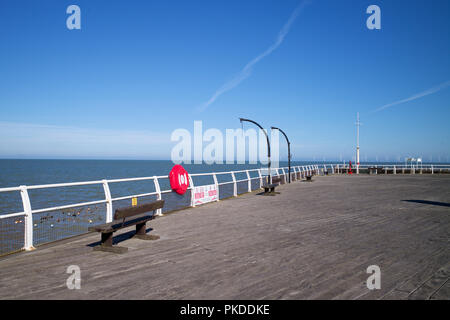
[[1, 163, 448, 252]]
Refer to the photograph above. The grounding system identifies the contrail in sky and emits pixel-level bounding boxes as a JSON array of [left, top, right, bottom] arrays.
[[198, 1, 311, 112], [374, 80, 450, 112]]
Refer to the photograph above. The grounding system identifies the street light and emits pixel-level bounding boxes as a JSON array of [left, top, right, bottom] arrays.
[[239, 118, 271, 184], [271, 127, 291, 183]]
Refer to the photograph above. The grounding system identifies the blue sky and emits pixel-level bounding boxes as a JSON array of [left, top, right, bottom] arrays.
[[0, 0, 449, 162]]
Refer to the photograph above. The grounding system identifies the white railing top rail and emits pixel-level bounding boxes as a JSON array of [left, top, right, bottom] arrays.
[[0, 166, 294, 194], [0, 166, 301, 217]]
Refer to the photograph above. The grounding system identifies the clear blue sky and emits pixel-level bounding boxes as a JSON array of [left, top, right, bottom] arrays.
[[0, 0, 449, 162]]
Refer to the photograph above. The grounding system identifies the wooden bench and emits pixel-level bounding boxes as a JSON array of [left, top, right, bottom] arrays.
[[88, 200, 164, 254], [368, 167, 383, 175], [262, 176, 280, 195], [262, 183, 279, 194]]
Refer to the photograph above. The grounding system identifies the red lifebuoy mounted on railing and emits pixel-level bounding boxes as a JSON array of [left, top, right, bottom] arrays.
[[169, 165, 190, 195]]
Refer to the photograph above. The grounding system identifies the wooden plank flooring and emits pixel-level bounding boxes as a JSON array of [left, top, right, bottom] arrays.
[[0, 174, 448, 299]]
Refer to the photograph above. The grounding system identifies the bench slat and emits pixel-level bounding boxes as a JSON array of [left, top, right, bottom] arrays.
[[114, 200, 165, 220], [272, 177, 282, 184], [262, 183, 279, 188], [88, 214, 153, 233]]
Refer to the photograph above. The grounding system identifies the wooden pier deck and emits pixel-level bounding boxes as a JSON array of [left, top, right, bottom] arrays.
[[0, 175, 449, 300]]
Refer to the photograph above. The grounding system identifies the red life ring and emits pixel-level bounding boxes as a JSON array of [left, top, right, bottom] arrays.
[[169, 165, 190, 195]]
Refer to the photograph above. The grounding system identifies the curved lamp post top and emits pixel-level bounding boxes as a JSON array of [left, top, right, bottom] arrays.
[[239, 118, 271, 183], [239, 118, 271, 158], [271, 126, 290, 145]]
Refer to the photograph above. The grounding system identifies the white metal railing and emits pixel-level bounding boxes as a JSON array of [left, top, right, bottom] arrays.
[[1, 162, 448, 254], [326, 163, 450, 175], [0, 165, 321, 253]]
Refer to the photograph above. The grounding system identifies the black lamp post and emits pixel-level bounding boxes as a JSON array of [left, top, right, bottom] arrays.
[[271, 127, 291, 183], [239, 118, 271, 184]]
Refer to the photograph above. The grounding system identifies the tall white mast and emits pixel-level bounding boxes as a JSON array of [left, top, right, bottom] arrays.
[[356, 112, 361, 174]]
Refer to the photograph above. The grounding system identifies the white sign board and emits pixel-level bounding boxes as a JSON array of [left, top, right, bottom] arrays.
[[193, 184, 218, 205]]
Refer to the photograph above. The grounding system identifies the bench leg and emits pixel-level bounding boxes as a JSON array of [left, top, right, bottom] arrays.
[[262, 187, 277, 196], [93, 232, 128, 254], [102, 232, 113, 246], [134, 222, 160, 240]]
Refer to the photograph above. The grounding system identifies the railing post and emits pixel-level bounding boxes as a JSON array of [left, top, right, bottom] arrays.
[[331, 165, 335, 174], [393, 165, 396, 175], [231, 172, 237, 197], [431, 165, 434, 174], [153, 176, 163, 216], [102, 180, 113, 223], [281, 168, 286, 184], [293, 166, 297, 181], [258, 169, 263, 188], [20, 186, 34, 251], [212, 173, 220, 201], [246, 170, 251, 192], [189, 176, 195, 207]]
